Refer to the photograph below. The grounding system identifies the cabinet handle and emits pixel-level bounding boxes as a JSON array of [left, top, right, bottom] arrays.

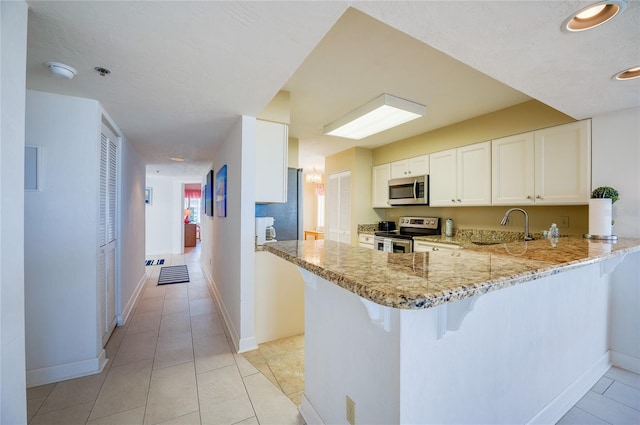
[[456, 199, 462, 203], [526, 195, 532, 199], [451, 199, 456, 203], [432, 247, 439, 251], [536, 195, 542, 199]]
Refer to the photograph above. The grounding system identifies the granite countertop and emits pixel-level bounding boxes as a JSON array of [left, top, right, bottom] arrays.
[[263, 237, 640, 310]]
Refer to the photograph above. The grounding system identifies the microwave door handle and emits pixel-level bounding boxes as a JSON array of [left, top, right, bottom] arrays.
[[413, 180, 418, 200]]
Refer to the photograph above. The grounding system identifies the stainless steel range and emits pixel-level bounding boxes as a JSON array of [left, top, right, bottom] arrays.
[[373, 216, 441, 253]]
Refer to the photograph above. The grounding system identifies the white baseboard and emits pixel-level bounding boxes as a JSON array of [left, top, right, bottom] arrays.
[[201, 260, 258, 354], [299, 394, 324, 425], [118, 272, 146, 326], [26, 349, 107, 388], [527, 350, 611, 425], [610, 350, 640, 374]]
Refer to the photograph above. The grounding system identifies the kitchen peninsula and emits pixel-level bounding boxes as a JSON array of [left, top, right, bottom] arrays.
[[264, 237, 640, 424]]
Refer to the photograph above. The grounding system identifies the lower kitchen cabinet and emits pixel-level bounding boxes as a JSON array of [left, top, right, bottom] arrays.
[[358, 233, 374, 249]]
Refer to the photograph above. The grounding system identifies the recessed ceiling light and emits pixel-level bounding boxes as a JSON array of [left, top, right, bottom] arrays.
[[613, 66, 640, 81], [170, 157, 185, 162], [562, 1, 626, 32], [45, 61, 77, 79]]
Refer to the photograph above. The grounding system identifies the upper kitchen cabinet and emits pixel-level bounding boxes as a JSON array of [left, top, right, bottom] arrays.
[[372, 163, 391, 208], [492, 132, 535, 205], [255, 120, 288, 203], [492, 120, 591, 205], [430, 141, 491, 207], [534, 120, 591, 205], [390, 154, 429, 179]]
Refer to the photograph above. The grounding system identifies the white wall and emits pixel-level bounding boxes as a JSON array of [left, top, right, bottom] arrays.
[[118, 136, 147, 324], [25, 91, 102, 384], [145, 175, 184, 255], [592, 106, 640, 371], [23, 90, 145, 386], [201, 116, 257, 352], [0, 1, 28, 422]]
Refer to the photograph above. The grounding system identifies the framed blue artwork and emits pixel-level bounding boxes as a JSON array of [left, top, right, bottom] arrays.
[[206, 170, 214, 217], [215, 165, 227, 217]]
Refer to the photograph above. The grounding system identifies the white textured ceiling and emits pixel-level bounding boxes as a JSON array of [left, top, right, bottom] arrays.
[[25, 1, 640, 178]]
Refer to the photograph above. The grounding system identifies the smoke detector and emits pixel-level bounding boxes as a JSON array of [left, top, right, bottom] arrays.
[[45, 61, 77, 79]]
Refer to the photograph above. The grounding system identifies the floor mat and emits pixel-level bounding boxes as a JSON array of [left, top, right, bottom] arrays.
[[157, 265, 189, 285]]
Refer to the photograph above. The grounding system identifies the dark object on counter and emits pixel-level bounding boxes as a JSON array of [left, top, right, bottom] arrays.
[[378, 221, 396, 232]]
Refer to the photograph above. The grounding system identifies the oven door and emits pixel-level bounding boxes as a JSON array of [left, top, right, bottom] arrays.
[[374, 237, 412, 253], [388, 175, 428, 206]]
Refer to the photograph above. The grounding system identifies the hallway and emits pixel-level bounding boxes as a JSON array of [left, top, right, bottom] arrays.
[[26, 246, 304, 425]]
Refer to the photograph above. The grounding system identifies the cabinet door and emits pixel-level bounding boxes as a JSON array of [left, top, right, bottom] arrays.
[[408, 154, 429, 176], [534, 120, 590, 205], [429, 149, 457, 206], [255, 120, 288, 203], [372, 164, 391, 208], [390, 160, 409, 179], [457, 141, 491, 205], [492, 133, 535, 205]]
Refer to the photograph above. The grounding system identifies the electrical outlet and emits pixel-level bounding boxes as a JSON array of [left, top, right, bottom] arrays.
[[346, 396, 356, 425], [559, 216, 569, 228]]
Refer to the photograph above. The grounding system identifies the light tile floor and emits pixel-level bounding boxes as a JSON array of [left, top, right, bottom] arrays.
[[557, 366, 640, 424], [241, 335, 305, 406], [26, 245, 305, 425]]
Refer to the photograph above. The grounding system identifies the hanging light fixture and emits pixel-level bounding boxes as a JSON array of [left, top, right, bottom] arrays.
[[305, 168, 322, 184], [323, 94, 426, 140]]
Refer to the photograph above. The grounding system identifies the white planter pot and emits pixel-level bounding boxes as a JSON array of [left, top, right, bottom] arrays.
[[588, 198, 613, 237]]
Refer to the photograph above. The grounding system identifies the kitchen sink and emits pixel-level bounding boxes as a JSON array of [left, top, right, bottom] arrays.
[[471, 241, 503, 246]]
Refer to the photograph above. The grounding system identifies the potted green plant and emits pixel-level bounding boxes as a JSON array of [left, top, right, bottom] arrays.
[[591, 186, 619, 204], [588, 186, 620, 238]]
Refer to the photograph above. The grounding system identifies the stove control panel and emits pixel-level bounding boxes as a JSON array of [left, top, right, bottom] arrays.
[[399, 216, 440, 229]]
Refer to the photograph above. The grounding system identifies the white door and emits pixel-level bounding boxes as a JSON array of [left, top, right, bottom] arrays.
[[326, 171, 351, 243], [99, 124, 118, 346]]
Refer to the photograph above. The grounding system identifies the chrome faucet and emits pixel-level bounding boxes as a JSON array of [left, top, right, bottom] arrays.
[[500, 208, 534, 241]]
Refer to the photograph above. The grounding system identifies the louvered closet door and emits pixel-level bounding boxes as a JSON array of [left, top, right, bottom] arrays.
[[99, 124, 118, 347]]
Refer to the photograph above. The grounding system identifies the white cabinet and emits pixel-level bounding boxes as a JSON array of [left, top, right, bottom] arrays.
[[492, 120, 590, 205], [358, 233, 375, 249], [372, 163, 391, 208], [534, 120, 591, 205], [429, 141, 491, 207], [255, 120, 288, 203], [390, 154, 429, 179], [327, 171, 351, 243], [492, 132, 535, 205]]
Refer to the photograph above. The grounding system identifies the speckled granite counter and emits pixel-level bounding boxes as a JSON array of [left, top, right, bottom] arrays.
[[263, 237, 640, 309]]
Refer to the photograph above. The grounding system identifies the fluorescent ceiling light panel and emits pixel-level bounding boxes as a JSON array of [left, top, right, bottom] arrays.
[[324, 94, 426, 140]]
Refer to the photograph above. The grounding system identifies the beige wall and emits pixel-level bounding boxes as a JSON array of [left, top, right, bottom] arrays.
[[327, 99, 590, 239], [325, 147, 381, 244], [258, 90, 290, 124]]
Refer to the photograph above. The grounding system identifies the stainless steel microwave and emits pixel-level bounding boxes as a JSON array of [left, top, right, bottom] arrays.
[[388, 175, 429, 206]]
